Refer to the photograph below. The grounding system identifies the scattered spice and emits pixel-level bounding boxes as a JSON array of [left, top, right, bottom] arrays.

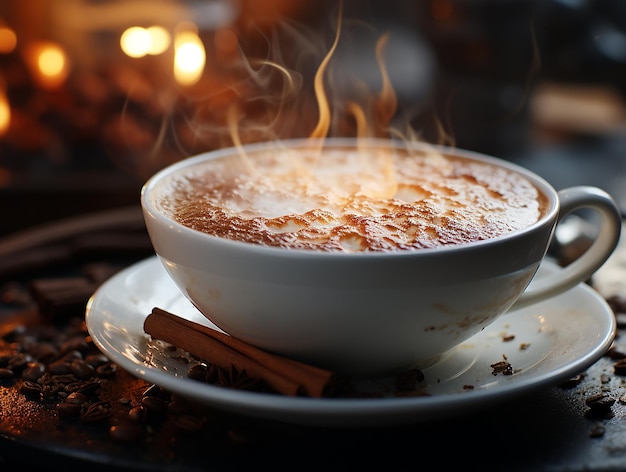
[[490, 355, 514, 376], [1, 213, 625, 466], [213, 364, 271, 392], [613, 358, 626, 375], [584, 393, 615, 419], [589, 422, 606, 438]]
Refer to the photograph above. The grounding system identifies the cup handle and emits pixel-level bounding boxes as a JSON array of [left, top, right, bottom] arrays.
[[513, 185, 622, 310]]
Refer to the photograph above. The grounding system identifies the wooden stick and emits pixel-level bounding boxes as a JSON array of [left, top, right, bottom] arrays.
[[144, 307, 338, 397]]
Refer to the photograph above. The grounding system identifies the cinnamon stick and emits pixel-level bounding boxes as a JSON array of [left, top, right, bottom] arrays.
[[143, 307, 339, 397]]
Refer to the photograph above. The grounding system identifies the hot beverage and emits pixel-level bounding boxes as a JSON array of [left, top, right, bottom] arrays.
[[151, 143, 549, 252], [141, 138, 621, 376]]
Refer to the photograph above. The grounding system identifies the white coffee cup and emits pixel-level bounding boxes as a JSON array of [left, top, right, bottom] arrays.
[[141, 138, 622, 377]]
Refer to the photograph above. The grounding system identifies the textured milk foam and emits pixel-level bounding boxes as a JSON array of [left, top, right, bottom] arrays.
[[153, 145, 548, 252]]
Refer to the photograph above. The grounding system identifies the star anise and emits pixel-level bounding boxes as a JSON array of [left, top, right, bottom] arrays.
[[215, 364, 269, 392]]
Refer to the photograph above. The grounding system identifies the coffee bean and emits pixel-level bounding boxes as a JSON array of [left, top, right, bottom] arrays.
[[60, 335, 89, 353], [141, 395, 167, 414], [187, 363, 210, 381], [8, 353, 32, 372], [118, 397, 132, 406], [0, 367, 14, 379], [51, 373, 79, 385], [84, 353, 109, 368], [128, 405, 149, 423], [65, 391, 89, 405], [22, 361, 45, 382], [75, 379, 101, 396], [614, 358, 626, 375], [1, 324, 26, 343], [95, 363, 117, 377], [59, 350, 83, 362], [20, 380, 43, 399], [586, 393, 615, 410], [80, 400, 112, 422], [34, 342, 59, 363], [69, 359, 96, 380], [16, 335, 38, 354], [585, 393, 616, 419], [57, 401, 83, 417], [47, 360, 71, 375]]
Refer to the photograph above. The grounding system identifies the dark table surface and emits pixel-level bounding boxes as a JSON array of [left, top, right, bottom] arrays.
[[1, 136, 626, 472]]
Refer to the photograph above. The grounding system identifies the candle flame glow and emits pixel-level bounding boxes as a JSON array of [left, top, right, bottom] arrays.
[[121, 26, 171, 58], [0, 90, 10, 137], [0, 26, 17, 54], [174, 25, 206, 86], [25, 41, 69, 89]]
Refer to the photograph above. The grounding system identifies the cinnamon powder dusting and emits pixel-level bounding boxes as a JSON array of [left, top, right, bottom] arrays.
[[155, 146, 547, 253]]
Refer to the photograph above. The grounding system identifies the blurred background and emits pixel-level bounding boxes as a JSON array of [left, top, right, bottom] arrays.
[[0, 0, 625, 236]]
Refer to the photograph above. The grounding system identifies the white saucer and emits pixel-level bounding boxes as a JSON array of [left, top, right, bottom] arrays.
[[85, 256, 616, 428]]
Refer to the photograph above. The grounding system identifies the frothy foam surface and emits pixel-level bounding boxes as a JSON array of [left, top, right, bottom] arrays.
[[153, 145, 548, 252]]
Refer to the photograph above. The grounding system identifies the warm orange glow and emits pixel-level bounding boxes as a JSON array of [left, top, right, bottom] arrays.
[[121, 26, 171, 58], [38, 47, 65, 77], [25, 41, 69, 89], [0, 91, 10, 136], [0, 27, 17, 53], [146, 26, 170, 55], [121, 27, 152, 58], [174, 24, 206, 86]]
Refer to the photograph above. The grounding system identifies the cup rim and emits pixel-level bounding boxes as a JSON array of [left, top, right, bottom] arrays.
[[140, 137, 559, 259]]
